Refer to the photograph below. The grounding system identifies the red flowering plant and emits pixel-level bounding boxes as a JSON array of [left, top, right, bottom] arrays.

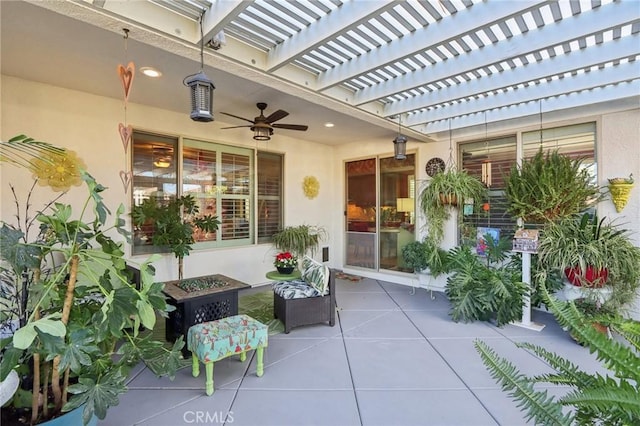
[[274, 252, 297, 269]]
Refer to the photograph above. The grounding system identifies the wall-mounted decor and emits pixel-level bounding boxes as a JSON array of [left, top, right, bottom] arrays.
[[303, 176, 320, 199], [608, 175, 634, 213]]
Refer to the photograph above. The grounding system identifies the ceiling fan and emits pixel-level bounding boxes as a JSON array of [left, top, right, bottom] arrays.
[[220, 102, 308, 141]]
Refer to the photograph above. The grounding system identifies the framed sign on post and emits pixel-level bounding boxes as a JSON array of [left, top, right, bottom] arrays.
[[512, 228, 544, 331]]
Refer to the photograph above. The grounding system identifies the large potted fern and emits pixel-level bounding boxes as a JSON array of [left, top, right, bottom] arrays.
[[504, 148, 601, 224]]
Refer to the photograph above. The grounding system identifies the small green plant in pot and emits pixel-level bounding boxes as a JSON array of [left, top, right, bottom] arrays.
[[401, 236, 450, 276], [418, 168, 487, 243], [132, 195, 220, 280], [271, 225, 327, 260]]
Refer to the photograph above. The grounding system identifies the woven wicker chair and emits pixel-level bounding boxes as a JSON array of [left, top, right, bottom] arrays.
[[273, 268, 336, 334]]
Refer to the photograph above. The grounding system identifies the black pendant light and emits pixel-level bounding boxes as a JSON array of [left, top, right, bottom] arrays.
[[184, 11, 215, 122], [393, 116, 407, 160]]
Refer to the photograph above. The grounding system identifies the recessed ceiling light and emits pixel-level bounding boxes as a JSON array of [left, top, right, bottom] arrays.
[[140, 67, 162, 78], [324, 122, 335, 128]]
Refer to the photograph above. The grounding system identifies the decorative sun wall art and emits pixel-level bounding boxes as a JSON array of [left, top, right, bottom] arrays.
[[302, 176, 320, 199]]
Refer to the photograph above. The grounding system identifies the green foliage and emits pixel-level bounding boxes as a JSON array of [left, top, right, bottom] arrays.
[[1, 165, 185, 424], [537, 214, 640, 312], [272, 225, 327, 259], [418, 168, 487, 243], [0, 134, 64, 168], [131, 195, 220, 279], [401, 236, 450, 276], [475, 285, 640, 425], [504, 148, 601, 223], [445, 240, 527, 326]]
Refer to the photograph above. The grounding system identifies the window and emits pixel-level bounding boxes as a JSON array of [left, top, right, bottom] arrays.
[[131, 132, 282, 254], [459, 123, 596, 243], [257, 152, 283, 243]]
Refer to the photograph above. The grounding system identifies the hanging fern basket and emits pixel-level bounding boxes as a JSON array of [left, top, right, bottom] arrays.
[[609, 182, 633, 213]]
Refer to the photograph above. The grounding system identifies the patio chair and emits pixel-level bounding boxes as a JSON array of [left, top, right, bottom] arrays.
[[272, 257, 336, 333]]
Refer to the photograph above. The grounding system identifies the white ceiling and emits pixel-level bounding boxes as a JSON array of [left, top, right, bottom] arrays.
[[1, 0, 639, 146]]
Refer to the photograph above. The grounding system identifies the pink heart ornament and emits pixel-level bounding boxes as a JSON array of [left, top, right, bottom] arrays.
[[117, 62, 135, 101], [118, 123, 132, 152], [119, 170, 132, 193]]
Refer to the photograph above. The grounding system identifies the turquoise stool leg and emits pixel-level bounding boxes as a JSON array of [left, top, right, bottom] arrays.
[[256, 346, 264, 377], [191, 352, 200, 377], [205, 362, 214, 396]]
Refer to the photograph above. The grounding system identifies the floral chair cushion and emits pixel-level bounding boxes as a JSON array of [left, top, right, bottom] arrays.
[[272, 279, 321, 299], [301, 255, 330, 296]]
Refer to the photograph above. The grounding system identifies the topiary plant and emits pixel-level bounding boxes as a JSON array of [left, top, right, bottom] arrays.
[[132, 195, 220, 280]]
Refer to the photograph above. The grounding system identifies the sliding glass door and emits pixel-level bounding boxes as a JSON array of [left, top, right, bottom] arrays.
[[345, 154, 416, 271]]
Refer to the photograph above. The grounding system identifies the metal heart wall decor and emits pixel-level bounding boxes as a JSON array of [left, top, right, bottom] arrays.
[[119, 170, 132, 193], [118, 123, 132, 152], [117, 62, 135, 101]]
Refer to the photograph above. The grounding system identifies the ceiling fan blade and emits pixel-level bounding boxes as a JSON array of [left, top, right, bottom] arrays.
[[265, 109, 289, 123], [221, 125, 252, 129], [272, 123, 308, 131], [220, 112, 255, 124]]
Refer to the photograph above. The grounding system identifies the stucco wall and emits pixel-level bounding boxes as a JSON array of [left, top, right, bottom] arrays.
[[1, 75, 334, 286]]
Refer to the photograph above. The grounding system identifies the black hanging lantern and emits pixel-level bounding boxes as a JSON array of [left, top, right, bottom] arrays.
[[185, 71, 214, 122], [393, 116, 407, 160], [184, 11, 214, 122]]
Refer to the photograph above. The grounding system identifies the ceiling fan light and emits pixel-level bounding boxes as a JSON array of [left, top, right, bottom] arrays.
[[185, 71, 215, 122], [252, 125, 271, 141], [154, 158, 171, 168], [393, 134, 407, 160]]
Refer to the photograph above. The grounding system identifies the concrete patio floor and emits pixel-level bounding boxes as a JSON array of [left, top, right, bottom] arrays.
[[99, 276, 606, 426]]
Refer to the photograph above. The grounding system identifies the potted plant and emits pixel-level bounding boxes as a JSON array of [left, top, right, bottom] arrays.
[[401, 236, 449, 276], [536, 213, 640, 312], [271, 225, 327, 260], [445, 236, 526, 326], [608, 174, 634, 212], [418, 168, 486, 243], [273, 252, 297, 274], [0, 136, 183, 425], [504, 148, 601, 224], [131, 195, 220, 280]]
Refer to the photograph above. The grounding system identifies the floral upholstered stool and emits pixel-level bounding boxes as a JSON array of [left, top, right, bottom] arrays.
[[187, 314, 268, 395]]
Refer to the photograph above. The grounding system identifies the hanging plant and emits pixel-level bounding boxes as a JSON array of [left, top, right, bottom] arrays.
[[418, 167, 487, 243], [504, 148, 601, 224]]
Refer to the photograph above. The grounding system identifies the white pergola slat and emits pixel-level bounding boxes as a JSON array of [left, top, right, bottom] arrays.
[[84, 0, 640, 136]]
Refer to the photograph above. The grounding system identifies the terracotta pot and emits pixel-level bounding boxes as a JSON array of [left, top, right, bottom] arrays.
[[564, 266, 609, 288]]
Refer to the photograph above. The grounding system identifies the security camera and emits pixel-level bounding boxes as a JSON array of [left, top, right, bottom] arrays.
[[206, 30, 226, 51]]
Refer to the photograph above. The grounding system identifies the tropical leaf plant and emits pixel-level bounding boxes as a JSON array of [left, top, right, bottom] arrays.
[[475, 285, 640, 425], [1, 165, 185, 425], [445, 239, 527, 326]]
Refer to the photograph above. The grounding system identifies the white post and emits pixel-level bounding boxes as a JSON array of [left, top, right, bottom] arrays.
[[512, 251, 545, 331]]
